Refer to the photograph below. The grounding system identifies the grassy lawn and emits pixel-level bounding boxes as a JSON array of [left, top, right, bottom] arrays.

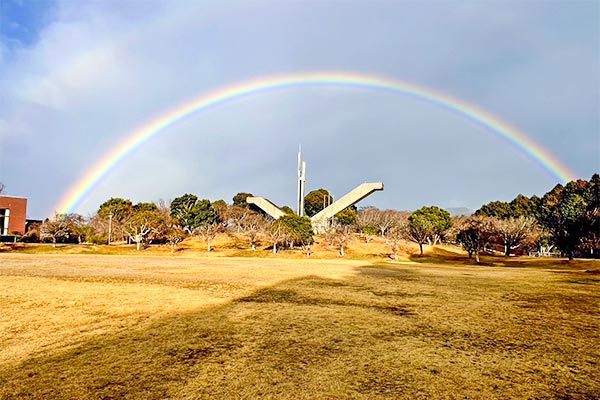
[[0, 253, 598, 399]]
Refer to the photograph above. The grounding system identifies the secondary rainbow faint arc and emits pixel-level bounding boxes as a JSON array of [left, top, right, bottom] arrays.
[[56, 71, 577, 214]]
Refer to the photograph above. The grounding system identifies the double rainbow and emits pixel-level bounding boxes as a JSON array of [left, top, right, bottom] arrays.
[[55, 71, 577, 214]]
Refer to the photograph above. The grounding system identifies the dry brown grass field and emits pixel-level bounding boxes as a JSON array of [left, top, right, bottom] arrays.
[[0, 243, 599, 399]]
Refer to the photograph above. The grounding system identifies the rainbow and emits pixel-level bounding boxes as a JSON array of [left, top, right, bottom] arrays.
[[55, 71, 577, 214]]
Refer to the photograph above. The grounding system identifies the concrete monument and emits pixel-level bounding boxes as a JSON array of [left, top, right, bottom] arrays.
[[247, 148, 383, 232]]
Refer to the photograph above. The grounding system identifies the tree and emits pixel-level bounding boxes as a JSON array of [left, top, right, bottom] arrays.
[[385, 219, 407, 260], [68, 214, 91, 244], [226, 205, 252, 233], [156, 206, 186, 253], [475, 201, 512, 219], [134, 202, 158, 212], [406, 213, 433, 255], [355, 207, 405, 237], [232, 192, 253, 207], [98, 198, 133, 220], [334, 206, 357, 226], [239, 211, 268, 250], [304, 188, 332, 217], [510, 194, 539, 218], [170, 194, 219, 234], [270, 215, 314, 254], [212, 200, 228, 221], [326, 224, 354, 257], [268, 220, 287, 254], [0, 182, 5, 194], [40, 214, 75, 247], [98, 198, 134, 242], [275, 214, 314, 247], [280, 205, 294, 215], [125, 209, 163, 251], [170, 194, 201, 234], [194, 199, 220, 227], [539, 182, 590, 260], [361, 225, 379, 244], [165, 226, 186, 253], [356, 207, 380, 243], [492, 216, 538, 256], [583, 174, 600, 256], [197, 223, 222, 252], [456, 216, 495, 263], [410, 206, 452, 245]]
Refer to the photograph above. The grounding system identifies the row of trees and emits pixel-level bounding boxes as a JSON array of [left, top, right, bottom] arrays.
[[29, 174, 599, 261], [474, 175, 599, 260], [35, 193, 313, 254]]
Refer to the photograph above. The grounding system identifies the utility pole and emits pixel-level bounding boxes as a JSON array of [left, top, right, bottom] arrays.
[[108, 213, 113, 245]]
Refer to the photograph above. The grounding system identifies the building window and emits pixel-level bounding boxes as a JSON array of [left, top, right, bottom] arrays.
[[0, 209, 9, 235]]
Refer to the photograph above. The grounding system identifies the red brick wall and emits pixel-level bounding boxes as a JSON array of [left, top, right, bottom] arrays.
[[0, 196, 27, 235]]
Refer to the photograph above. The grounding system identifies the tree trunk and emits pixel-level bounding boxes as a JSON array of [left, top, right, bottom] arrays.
[[273, 242, 277, 254], [568, 250, 574, 261], [419, 243, 423, 255], [170, 243, 176, 253], [251, 243, 256, 251], [475, 251, 480, 264], [505, 245, 510, 257], [467, 250, 473, 258], [136, 241, 141, 251], [207, 240, 211, 252], [340, 245, 345, 257]]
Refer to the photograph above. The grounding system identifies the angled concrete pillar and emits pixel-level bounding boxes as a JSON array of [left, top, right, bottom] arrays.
[[246, 197, 287, 220], [311, 182, 384, 232]]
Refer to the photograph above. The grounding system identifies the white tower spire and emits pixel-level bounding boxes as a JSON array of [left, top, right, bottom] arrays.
[[297, 146, 306, 216]]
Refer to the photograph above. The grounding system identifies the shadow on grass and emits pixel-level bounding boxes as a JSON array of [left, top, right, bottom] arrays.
[[408, 249, 600, 271], [0, 267, 416, 399], [1, 264, 598, 399]]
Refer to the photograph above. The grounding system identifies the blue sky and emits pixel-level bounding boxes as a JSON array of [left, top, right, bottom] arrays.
[[0, 0, 598, 218], [0, 0, 55, 48]]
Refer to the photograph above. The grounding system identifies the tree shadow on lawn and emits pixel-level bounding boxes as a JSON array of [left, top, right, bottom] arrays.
[[1, 265, 598, 399], [407, 252, 498, 267], [407, 251, 600, 271]]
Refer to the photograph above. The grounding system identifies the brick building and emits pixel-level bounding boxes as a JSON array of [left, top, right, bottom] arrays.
[[0, 196, 27, 235]]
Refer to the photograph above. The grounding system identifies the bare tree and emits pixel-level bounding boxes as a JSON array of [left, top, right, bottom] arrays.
[[196, 223, 223, 252], [227, 205, 252, 233], [239, 212, 268, 250], [0, 182, 5, 195], [385, 217, 408, 260], [375, 209, 401, 237], [493, 216, 539, 256], [356, 207, 380, 243], [165, 226, 186, 253], [68, 214, 91, 243], [155, 207, 187, 253], [40, 214, 73, 247], [324, 223, 354, 256], [125, 210, 163, 251], [268, 221, 288, 254], [156, 198, 172, 219]]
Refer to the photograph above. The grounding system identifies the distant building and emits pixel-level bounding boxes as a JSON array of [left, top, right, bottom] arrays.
[[0, 196, 27, 235]]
